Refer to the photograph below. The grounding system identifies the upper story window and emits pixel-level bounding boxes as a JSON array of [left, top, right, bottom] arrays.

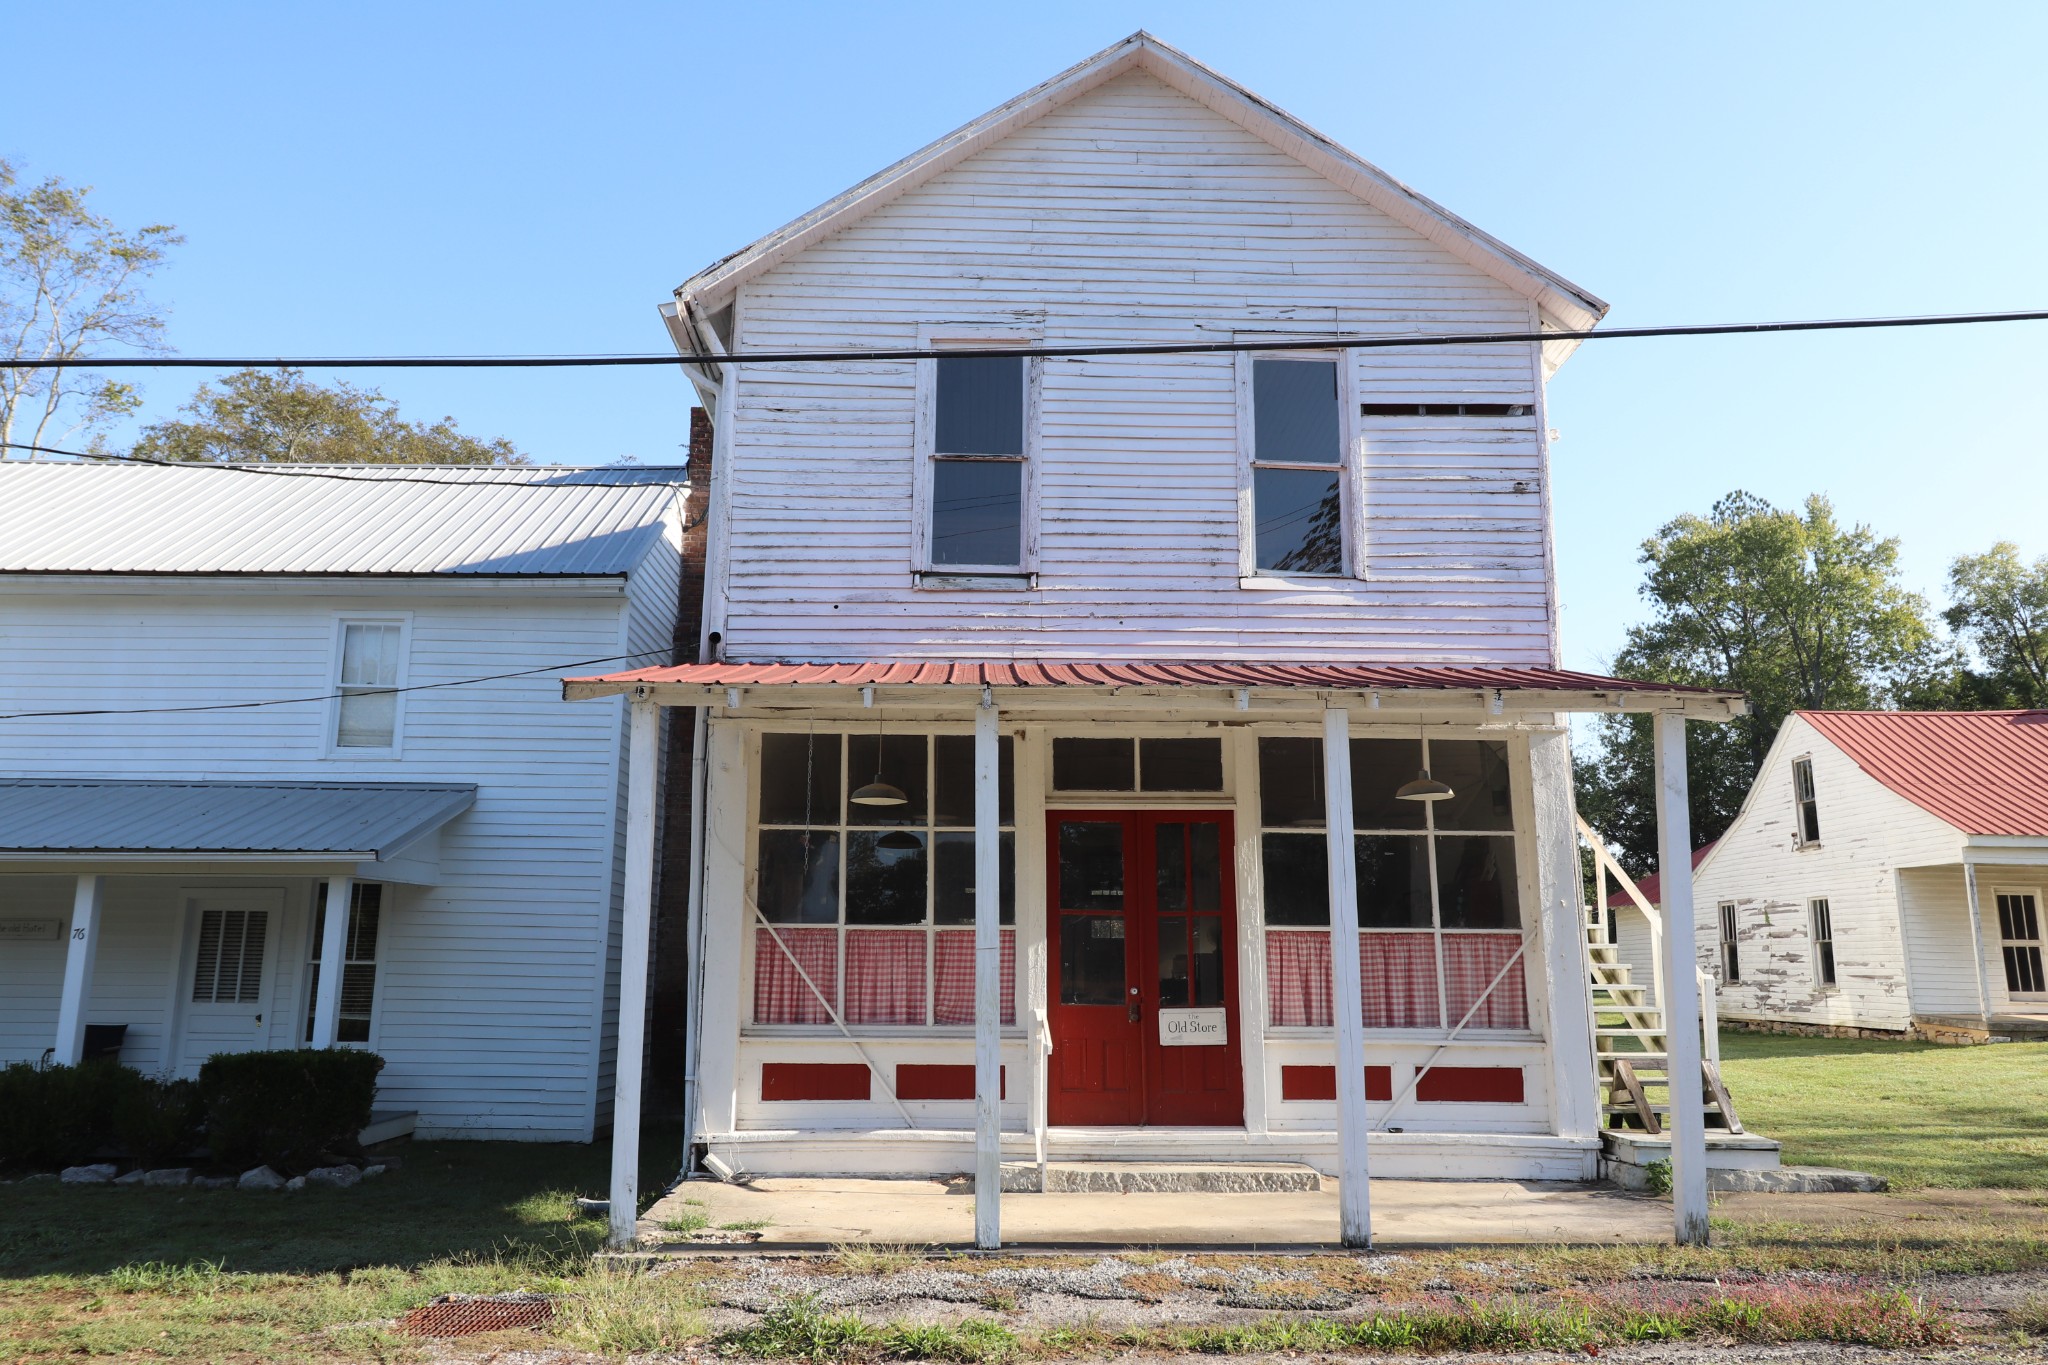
[[333, 618, 406, 751], [922, 353, 1031, 572], [1246, 356, 1350, 576], [1791, 756, 1820, 845]]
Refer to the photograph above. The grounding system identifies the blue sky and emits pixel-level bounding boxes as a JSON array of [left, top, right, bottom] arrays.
[[9, 2, 2045, 672]]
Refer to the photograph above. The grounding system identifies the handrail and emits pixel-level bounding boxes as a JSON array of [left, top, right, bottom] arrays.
[[1575, 815, 1667, 1019]]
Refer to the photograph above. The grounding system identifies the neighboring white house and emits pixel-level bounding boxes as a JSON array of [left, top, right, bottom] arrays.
[[1685, 709, 2048, 1040], [564, 31, 1743, 1249], [0, 462, 687, 1140]]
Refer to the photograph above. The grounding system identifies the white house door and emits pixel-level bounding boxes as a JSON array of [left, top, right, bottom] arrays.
[[175, 889, 284, 1073], [1996, 891, 2046, 999]]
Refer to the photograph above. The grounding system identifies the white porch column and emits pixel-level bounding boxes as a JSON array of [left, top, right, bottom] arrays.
[[1322, 707, 1372, 1248], [53, 873, 104, 1066], [974, 691, 1003, 1249], [610, 697, 661, 1249], [1652, 710, 1709, 1245], [309, 876, 353, 1049], [1528, 728, 1599, 1141], [1963, 862, 1992, 1026]]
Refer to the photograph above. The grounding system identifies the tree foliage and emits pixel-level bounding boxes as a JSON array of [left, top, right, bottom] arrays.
[[1940, 542, 2048, 708], [0, 159, 181, 456], [132, 367, 528, 465], [1576, 491, 1937, 871]]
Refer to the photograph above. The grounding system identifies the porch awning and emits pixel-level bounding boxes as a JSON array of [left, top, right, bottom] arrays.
[[0, 779, 477, 861], [562, 660, 1745, 720]]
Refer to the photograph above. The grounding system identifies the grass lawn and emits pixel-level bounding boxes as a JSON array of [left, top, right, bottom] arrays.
[[1718, 1030, 2048, 1189]]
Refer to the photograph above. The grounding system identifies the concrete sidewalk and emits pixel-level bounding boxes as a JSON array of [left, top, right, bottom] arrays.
[[643, 1176, 1671, 1248]]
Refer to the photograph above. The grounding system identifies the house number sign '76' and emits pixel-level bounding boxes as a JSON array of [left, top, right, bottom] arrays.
[[1158, 1008, 1227, 1047]]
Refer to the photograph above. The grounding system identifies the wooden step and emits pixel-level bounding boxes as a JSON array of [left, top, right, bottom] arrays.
[[1596, 1027, 1668, 1038]]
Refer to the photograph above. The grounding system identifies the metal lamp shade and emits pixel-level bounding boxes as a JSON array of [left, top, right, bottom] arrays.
[[849, 781, 909, 807], [876, 830, 923, 852], [1395, 770, 1454, 802]]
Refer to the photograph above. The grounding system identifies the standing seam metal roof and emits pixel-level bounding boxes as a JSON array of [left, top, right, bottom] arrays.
[[0, 464, 686, 575], [1800, 710, 2048, 838], [0, 780, 478, 856]]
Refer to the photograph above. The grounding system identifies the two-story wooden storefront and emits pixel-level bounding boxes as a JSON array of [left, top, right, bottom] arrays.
[[569, 32, 1739, 1247]]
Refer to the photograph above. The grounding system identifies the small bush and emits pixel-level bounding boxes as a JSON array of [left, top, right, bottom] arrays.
[[199, 1048, 384, 1172], [115, 1076, 206, 1168], [0, 1061, 145, 1171]]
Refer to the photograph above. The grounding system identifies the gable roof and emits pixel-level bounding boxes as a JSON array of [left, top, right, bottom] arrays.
[[1801, 710, 2048, 838], [1628, 840, 1718, 907], [0, 463, 685, 577], [672, 32, 1606, 340]]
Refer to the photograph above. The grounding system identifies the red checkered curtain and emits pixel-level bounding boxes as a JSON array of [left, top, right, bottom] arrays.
[[1443, 932, 1528, 1030], [1266, 929, 1332, 1028], [1361, 931, 1441, 1029], [844, 929, 929, 1025], [932, 929, 1015, 1026], [752, 925, 839, 1025]]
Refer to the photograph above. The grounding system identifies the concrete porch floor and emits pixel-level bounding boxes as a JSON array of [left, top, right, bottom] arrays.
[[642, 1176, 1671, 1249]]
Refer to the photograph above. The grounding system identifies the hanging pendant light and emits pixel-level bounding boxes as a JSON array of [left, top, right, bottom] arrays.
[[1395, 722, 1455, 802], [876, 830, 923, 852], [850, 709, 908, 807]]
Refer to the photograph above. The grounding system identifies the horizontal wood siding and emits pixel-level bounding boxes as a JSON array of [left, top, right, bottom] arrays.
[[721, 70, 1550, 664]]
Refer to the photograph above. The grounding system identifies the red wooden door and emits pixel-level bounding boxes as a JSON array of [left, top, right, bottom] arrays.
[[1046, 811, 1243, 1127]]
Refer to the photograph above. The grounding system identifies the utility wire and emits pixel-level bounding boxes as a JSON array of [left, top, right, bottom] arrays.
[[0, 649, 670, 722], [3, 307, 2047, 370]]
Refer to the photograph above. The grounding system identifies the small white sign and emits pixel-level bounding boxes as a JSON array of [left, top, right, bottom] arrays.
[[1158, 1007, 1227, 1047], [0, 918, 63, 943]]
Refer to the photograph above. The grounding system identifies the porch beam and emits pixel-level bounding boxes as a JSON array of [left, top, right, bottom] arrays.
[[53, 873, 104, 1067], [610, 698, 661, 1249], [1321, 707, 1372, 1248], [1652, 711, 1710, 1245], [974, 692, 1003, 1249], [309, 876, 353, 1049]]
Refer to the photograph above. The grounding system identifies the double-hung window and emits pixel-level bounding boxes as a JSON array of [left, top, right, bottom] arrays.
[[1258, 735, 1527, 1031], [333, 618, 406, 751], [1245, 355, 1350, 576], [1809, 898, 1836, 988], [922, 353, 1030, 572], [1791, 757, 1820, 845], [305, 882, 382, 1043], [1719, 903, 1742, 983]]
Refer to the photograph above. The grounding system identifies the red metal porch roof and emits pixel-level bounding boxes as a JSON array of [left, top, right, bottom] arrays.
[[1800, 709, 2048, 838]]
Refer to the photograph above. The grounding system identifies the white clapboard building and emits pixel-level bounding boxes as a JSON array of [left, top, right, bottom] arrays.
[[568, 33, 1743, 1247], [0, 462, 686, 1141]]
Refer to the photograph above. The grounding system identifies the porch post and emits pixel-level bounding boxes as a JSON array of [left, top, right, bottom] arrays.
[[974, 690, 1003, 1249], [54, 873, 104, 1066], [1322, 707, 1372, 1248], [1652, 711, 1709, 1245], [1528, 728, 1599, 1141], [309, 876, 353, 1049], [610, 697, 662, 1249], [1963, 862, 1992, 1027]]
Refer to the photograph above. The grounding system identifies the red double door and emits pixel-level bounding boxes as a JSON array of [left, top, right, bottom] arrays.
[[1046, 810, 1243, 1127]]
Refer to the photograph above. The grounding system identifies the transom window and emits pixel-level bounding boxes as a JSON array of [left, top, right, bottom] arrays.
[[1791, 757, 1820, 845], [305, 882, 383, 1044], [335, 620, 404, 749], [1257, 735, 1526, 1031], [1809, 898, 1836, 988], [753, 730, 1018, 1028], [928, 355, 1027, 570], [1050, 736, 1224, 793], [1248, 357, 1346, 575]]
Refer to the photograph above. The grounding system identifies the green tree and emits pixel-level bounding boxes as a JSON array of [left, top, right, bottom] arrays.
[[1941, 542, 2048, 707], [1577, 491, 1937, 870], [132, 367, 528, 465], [0, 159, 181, 457]]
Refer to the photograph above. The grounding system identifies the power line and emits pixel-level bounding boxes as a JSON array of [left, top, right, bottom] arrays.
[[2, 307, 2046, 371], [0, 442, 684, 485], [0, 649, 669, 723]]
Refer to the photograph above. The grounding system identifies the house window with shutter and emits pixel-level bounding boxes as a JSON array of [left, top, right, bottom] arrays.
[[191, 909, 269, 1004], [305, 883, 383, 1044], [1243, 355, 1353, 577], [918, 352, 1033, 573], [1809, 898, 1836, 988], [1791, 757, 1820, 845], [333, 618, 408, 751]]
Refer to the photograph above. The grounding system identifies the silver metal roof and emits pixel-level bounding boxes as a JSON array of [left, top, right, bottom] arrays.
[[0, 464, 686, 576], [0, 780, 477, 857]]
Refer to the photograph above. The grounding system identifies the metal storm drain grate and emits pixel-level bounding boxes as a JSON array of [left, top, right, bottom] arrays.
[[398, 1292, 555, 1337]]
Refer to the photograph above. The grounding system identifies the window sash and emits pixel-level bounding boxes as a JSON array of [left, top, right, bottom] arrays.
[[334, 620, 403, 749], [1246, 354, 1352, 577], [305, 884, 382, 1044], [1719, 903, 1741, 982], [1810, 898, 1836, 987], [922, 351, 1031, 572], [1792, 758, 1821, 843]]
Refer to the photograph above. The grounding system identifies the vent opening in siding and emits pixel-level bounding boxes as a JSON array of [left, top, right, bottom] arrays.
[[1360, 403, 1531, 417]]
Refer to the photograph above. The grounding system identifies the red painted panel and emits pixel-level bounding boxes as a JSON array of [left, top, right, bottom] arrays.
[[895, 1064, 1005, 1101], [1415, 1065, 1524, 1104], [760, 1062, 870, 1102], [1279, 1065, 1392, 1102]]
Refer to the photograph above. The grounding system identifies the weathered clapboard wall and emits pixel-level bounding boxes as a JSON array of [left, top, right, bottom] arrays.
[[1685, 716, 1964, 1032], [715, 70, 1556, 665]]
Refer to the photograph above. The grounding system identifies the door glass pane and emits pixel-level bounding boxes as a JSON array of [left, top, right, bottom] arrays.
[[1190, 822, 1221, 911], [1139, 737, 1223, 791], [1060, 914, 1126, 1005], [931, 459, 1022, 567], [1356, 835, 1432, 928], [1058, 821, 1125, 909], [1191, 916, 1225, 1007], [1156, 916, 1189, 1008], [1253, 467, 1342, 574], [846, 831, 928, 924], [756, 829, 840, 923], [1428, 740, 1515, 831], [1155, 822, 1187, 912], [1052, 738, 1134, 791], [846, 734, 927, 825], [1257, 737, 1323, 828], [1252, 358, 1340, 465], [759, 732, 840, 825], [1436, 834, 1521, 929], [1350, 738, 1426, 830], [933, 734, 1014, 825], [1260, 832, 1329, 925], [933, 831, 1015, 924], [935, 355, 1024, 455]]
